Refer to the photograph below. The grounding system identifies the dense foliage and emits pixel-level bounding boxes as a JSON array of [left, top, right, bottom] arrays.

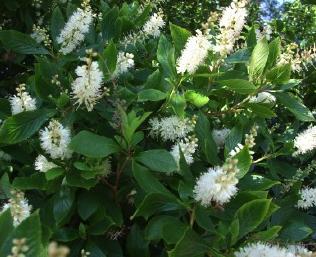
[[0, 0, 316, 257]]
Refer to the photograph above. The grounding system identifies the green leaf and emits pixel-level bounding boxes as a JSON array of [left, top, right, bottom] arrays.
[[279, 222, 313, 241], [266, 37, 281, 70], [132, 162, 173, 197], [225, 125, 243, 152], [252, 226, 282, 241], [219, 79, 257, 94], [103, 41, 118, 74], [169, 228, 209, 257], [145, 216, 187, 244], [247, 103, 276, 118], [0, 30, 49, 55], [132, 193, 181, 220], [138, 89, 166, 102], [101, 7, 120, 40], [195, 113, 220, 165], [13, 173, 47, 190], [121, 110, 151, 145], [0, 99, 11, 120], [0, 173, 11, 199], [45, 167, 64, 181], [239, 174, 280, 191], [53, 186, 75, 225], [170, 23, 191, 56], [171, 94, 186, 117], [235, 199, 271, 239], [157, 35, 177, 81], [226, 48, 251, 64], [235, 146, 252, 179], [35, 61, 59, 99], [0, 212, 44, 257], [66, 170, 97, 190], [50, 7, 65, 46], [0, 109, 56, 144], [274, 92, 315, 121], [135, 149, 177, 173], [266, 64, 291, 84], [70, 130, 120, 158], [126, 224, 149, 257], [185, 90, 209, 108], [246, 27, 257, 48], [249, 38, 269, 82], [0, 209, 14, 247], [77, 191, 99, 221]]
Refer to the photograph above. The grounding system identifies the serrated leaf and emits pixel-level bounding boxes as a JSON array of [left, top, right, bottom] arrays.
[[138, 89, 166, 102], [0, 30, 49, 55], [135, 149, 177, 173], [274, 92, 315, 121], [236, 199, 271, 239], [70, 130, 120, 158], [0, 109, 56, 145], [249, 38, 269, 82], [219, 79, 256, 94]]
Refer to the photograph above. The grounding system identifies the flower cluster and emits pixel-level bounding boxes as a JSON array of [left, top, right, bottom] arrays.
[[234, 242, 312, 257], [297, 187, 316, 209], [214, 0, 248, 56], [31, 24, 51, 47], [57, 0, 93, 54], [39, 120, 72, 159], [194, 158, 239, 206], [121, 11, 165, 46], [142, 12, 165, 38], [229, 125, 258, 157], [9, 84, 37, 115], [72, 50, 105, 111], [149, 115, 196, 142], [176, 30, 212, 74], [1, 190, 32, 227], [170, 136, 198, 165], [8, 238, 29, 257], [293, 126, 316, 155], [112, 52, 135, 78], [48, 242, 70, 257], [34, 155, 57, 173]]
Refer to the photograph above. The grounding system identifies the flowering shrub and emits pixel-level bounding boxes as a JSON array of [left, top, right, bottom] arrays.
[[0, 0, 316, 256]]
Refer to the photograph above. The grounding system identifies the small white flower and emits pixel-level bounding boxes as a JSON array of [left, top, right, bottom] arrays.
[[229, 143, 244, 157], [249, 92, 276, 104], [235, 242, 297, 257], [72, 59, 104, 111], [215, 0, 248, 56], [194, 166, 238, 206], [112, 52, 135, 77], [9, 84, 37, 115], [170, 136, 198, 165], [293, 126, 316, 155], [212, 128, 230, 148], [57, 7, 93, 54], [34, 155, 57, 172], [142, 12, 165, 38], [1, 190, 32, 227], [149, 116, 196, 142], [39, 120, 72, 160], [177, 30, 212, 74], [297, 187, 316, 209], [287, 245, 313, 257]]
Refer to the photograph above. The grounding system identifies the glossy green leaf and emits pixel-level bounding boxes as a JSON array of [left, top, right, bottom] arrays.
[[70, 130, 120, 158]]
